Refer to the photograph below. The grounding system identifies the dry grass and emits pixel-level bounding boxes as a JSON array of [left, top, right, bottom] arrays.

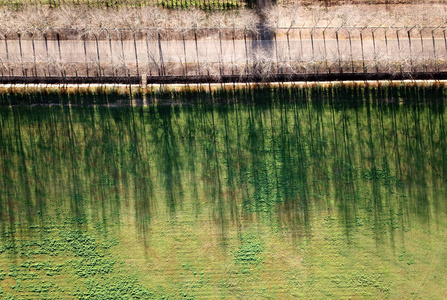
[[0, 5, 259, 32], [264, 3, 447, 28], [1, 3, 446, 33]]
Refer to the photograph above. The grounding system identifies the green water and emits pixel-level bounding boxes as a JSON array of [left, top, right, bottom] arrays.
[[1, 96, 447, 298]]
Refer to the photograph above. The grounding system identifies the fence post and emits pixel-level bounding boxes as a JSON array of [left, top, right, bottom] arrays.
[[419, 28, 426, 72], [157, 30, 165, 76], [232, 27, 235, 76], [274, 26, 280, 76], [18, 32, 24, 76], [219, 28, 223, 77], [31, 33, 37, 77], [2, 34, 9, 76], [432, 29, 437, 72], [133, 32, 139, 77], [432, 30, 436, 59], [95, 34, 101, 77], [442, 30, 447, 73], [244, 27, 248, 76], [384, 29, 388, 56], [323, 29, 328, 73], [348, 29, 354, 73], [183, 31, 188, 76], [407, 28, 413, 72], [336, 29, 341, 73], [299, 29, 303, 62], [44, 33, 49, 77], [3, 34, 8, 62], [194, 27, 200, 76], [372, 29, 378, 73], [310, 30, 315, 73], [310, 30, 315, 62], [120, 30, 127, 76], [145, 31, 151, 77], [396, 29, 402, 73], [83, 34, 89, 77], [108, 30, 114, 76], [286, 25, 292, 64], [56, 32, 63, 77], [419, 29, 424, 53], [360, 30, 365, 73], [443, 30, 447, 57], [56, 32, 62, 61]]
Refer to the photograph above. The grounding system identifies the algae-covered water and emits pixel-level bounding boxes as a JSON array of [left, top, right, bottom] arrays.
[[0, 92, 447, 298]]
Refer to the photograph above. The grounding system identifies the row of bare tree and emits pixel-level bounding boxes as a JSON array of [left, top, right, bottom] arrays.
[[1, 25, 447, 79]]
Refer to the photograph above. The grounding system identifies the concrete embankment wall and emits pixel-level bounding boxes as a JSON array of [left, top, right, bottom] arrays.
[[1, 80, 446, 101]]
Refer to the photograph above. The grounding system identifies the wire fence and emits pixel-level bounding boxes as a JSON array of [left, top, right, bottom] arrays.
[[0, 0, 246, 9], [1, 26, 447, 80], [0, 0, 434, 9]]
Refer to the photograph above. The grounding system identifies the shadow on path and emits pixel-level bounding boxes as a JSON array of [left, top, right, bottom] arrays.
[[251, 0, 275, 78]]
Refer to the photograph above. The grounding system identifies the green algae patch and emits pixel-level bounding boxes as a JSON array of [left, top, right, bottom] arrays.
[[1, 96, 447, 298]]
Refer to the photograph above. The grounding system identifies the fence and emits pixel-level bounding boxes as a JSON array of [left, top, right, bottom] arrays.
[[0, 0, 433, 8], [1, 26, 447, 80], [0, 0, 246, 9]]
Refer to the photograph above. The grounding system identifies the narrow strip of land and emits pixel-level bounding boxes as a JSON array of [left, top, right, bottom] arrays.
[[1, 31, 446, 79]]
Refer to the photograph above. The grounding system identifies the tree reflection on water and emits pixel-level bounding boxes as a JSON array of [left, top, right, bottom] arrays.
[[0, 93, 446, 251]]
